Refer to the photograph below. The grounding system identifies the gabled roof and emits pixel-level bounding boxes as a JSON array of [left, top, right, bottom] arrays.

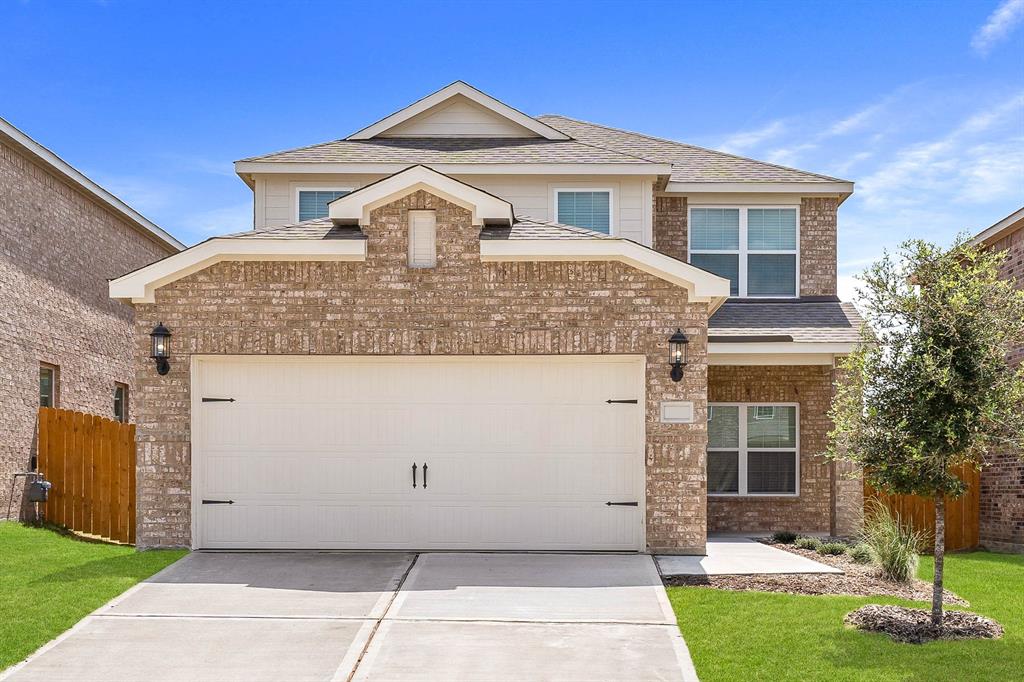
[[970, 207, 1024, 247], [537, 115, 850, 186], [347, 81, 570, 141], [0, 116, 183, 252], [327, 165, 514, 226]]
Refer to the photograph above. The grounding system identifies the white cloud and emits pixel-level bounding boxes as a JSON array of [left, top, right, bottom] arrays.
[[972, 0, 1024, 55], [719, 120, 787, 154], [90, 173, 176, 215]]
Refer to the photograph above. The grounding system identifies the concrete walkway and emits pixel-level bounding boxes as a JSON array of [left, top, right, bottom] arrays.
[[657, 536, 843, 576], [2, 552, 698, 682]]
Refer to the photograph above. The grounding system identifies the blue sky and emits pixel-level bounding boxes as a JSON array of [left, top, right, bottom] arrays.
[[2, 0, 1022, 301]]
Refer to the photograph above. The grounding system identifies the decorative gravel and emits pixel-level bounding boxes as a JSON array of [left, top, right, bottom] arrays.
[[663, 540, 967, 605], [845, 604, 1003, 643]]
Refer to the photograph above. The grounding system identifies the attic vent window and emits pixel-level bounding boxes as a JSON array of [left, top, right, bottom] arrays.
[[408, 211, 437, 268]]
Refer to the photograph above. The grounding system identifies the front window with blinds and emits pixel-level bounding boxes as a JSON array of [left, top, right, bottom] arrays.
[[297, 189, 351, 221], [689, 207, 798, 297], [708, 403, 798, 496], [555, 190, 612, 234]]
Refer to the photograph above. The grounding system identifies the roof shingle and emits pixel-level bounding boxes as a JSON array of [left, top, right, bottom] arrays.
[[709, 300, 865, 343]]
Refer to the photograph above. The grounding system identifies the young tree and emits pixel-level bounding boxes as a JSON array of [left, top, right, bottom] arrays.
[[828, 238, 1024, 626]]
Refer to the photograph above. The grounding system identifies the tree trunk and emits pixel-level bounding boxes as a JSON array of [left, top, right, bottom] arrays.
[[932, 493, 945, 627]]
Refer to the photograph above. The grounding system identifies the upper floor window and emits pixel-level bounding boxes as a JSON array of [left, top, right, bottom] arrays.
[[114, 383, 129, 423], [297, 188, 352, 222], [555, 189, 612, 234], [689, 206, 798, 297], [39, 363, 58, 408]]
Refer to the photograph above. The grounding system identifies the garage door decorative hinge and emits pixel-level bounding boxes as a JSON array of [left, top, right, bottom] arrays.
[[201, 397, 236, 403], [605, 399, 638, 404], [605, 501, 639, 506]]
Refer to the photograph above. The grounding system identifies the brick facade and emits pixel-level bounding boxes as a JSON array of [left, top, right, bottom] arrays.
[[0, 135, 172, 520], [653, 195, 687, 262], [132, 190, 711, 552], [980, 221, 1024, 553], [706, 364, 860, 535]]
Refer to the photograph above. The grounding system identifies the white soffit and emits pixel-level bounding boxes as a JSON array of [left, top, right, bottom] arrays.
[[328, 165, 514, 226], [479, 239, 731, 308], [347, 81, 571, 141], [109, 238, 367, 304], [665, 181, 855, 196], [708, 340, 855, 365]]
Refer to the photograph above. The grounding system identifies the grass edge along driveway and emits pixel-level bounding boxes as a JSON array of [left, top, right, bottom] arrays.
[[0, 523, 186, 671], [669, 551, 1023, 682]]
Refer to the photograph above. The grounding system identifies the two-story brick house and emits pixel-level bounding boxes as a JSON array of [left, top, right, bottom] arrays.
[[111, 82, 863, 552], [972, 207, 1024, 553], [1, 116, 182, 520]]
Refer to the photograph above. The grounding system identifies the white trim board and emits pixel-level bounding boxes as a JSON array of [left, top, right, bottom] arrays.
[[347, 82, 571, 141], [108, 238, 367, 304]]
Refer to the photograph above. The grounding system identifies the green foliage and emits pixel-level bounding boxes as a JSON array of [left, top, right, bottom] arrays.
[[827, 238, 1024, 498], [849, 542, 875, 564], [817, 541, 849, 556], [771, 531, 798, 544], [861, 501, 927, 583], [794, 536, 822, 551]]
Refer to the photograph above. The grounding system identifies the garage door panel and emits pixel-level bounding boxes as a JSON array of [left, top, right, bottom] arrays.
[[193, 356, 645, 550]]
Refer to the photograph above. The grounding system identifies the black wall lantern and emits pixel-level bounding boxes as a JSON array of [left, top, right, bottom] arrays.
[[669, 328, 689, 382], [150, 322, 172, 376]]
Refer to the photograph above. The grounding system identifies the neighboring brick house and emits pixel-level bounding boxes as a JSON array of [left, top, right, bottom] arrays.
[[111, 82, 864, 552], [0, 116, 182, 520], [972, 207, 1024, 553]]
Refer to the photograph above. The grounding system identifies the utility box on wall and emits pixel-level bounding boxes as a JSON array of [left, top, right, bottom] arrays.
[[660, 401, 694, 423]]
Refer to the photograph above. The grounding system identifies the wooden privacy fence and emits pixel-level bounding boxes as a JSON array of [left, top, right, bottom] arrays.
[[37, 407, 136, 544], [864, 463, 980, 552]]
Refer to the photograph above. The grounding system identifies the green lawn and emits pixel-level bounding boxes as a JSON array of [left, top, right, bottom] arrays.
[[0, 523, 186, 671], [669, 551, 1023, 682]]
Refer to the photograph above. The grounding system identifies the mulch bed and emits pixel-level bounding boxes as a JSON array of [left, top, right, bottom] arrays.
[[662, 539, 967, 605], [845, 604, 1003, 643]]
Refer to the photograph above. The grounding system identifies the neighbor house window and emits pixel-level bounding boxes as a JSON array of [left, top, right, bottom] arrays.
[[113, 383, 129, 422], [555, 189, 612, 234], [296, 188, 352, 221], [39, 363, 58, 408], [689, 207, 798, 297], [708, 403, 799, 496]]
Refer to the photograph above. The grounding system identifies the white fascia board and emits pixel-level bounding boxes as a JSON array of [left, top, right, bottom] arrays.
[[709, 341, 856, 355], [708, 352, 840, 366], [328, 166, 513, 226], [234, 161, 671, 176], [969, 207, 1024, 246], [479, 238, 731, 308], [109, 238, 366, 304], [665, 181, 855, 196], [1, 117, 184, 252], [347, 82, 571, 141]]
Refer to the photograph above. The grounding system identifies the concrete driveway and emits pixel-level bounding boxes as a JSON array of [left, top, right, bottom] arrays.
[[2, 552, 697, 682]]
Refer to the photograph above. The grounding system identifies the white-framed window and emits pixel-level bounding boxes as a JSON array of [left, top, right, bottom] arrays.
[[295, 187, 353, 222], [708, 403, 799, 496], [39, 363, 58, 408], [688, 206, 799, 297], [113, 382, 129, 423], [408, 210, 437, 268], [554, 188, 613, 234]]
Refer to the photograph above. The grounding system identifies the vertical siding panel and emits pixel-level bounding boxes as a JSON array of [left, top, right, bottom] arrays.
[[127, 424, 137, 545], [110, 421, 122, 542], [82, 415, 95, 535]]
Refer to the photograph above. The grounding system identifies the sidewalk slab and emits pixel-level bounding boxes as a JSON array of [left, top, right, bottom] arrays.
[[657, 537, 843, 576]]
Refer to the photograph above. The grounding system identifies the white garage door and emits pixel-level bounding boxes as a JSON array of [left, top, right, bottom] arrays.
[[191, 356, 645, 551]]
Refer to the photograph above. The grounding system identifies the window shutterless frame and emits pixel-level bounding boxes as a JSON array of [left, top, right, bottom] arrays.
[[688, 205, 800, 298], [293, 186, 354, 223], [707, 402, 800, 497], [39, 362, 59, 408], [552, 187, 615, 235]]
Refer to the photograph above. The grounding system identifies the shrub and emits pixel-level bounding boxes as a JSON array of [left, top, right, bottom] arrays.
[[817, 541, 848, 556], [849, 543, 874, 564], [860, 500, 928, 583], [771, 531, 798, 544], [794, 536, 822, 551]]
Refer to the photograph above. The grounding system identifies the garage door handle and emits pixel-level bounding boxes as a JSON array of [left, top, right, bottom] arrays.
[[605, 501, 638, 506], [422, 462, 427, 489], [412, 463, 418, 489], [202, 499, 234, 505]]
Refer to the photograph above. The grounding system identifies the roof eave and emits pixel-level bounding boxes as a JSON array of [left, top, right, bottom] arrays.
[[234, 161, 671, 176], [663, 180, 855, 199]]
